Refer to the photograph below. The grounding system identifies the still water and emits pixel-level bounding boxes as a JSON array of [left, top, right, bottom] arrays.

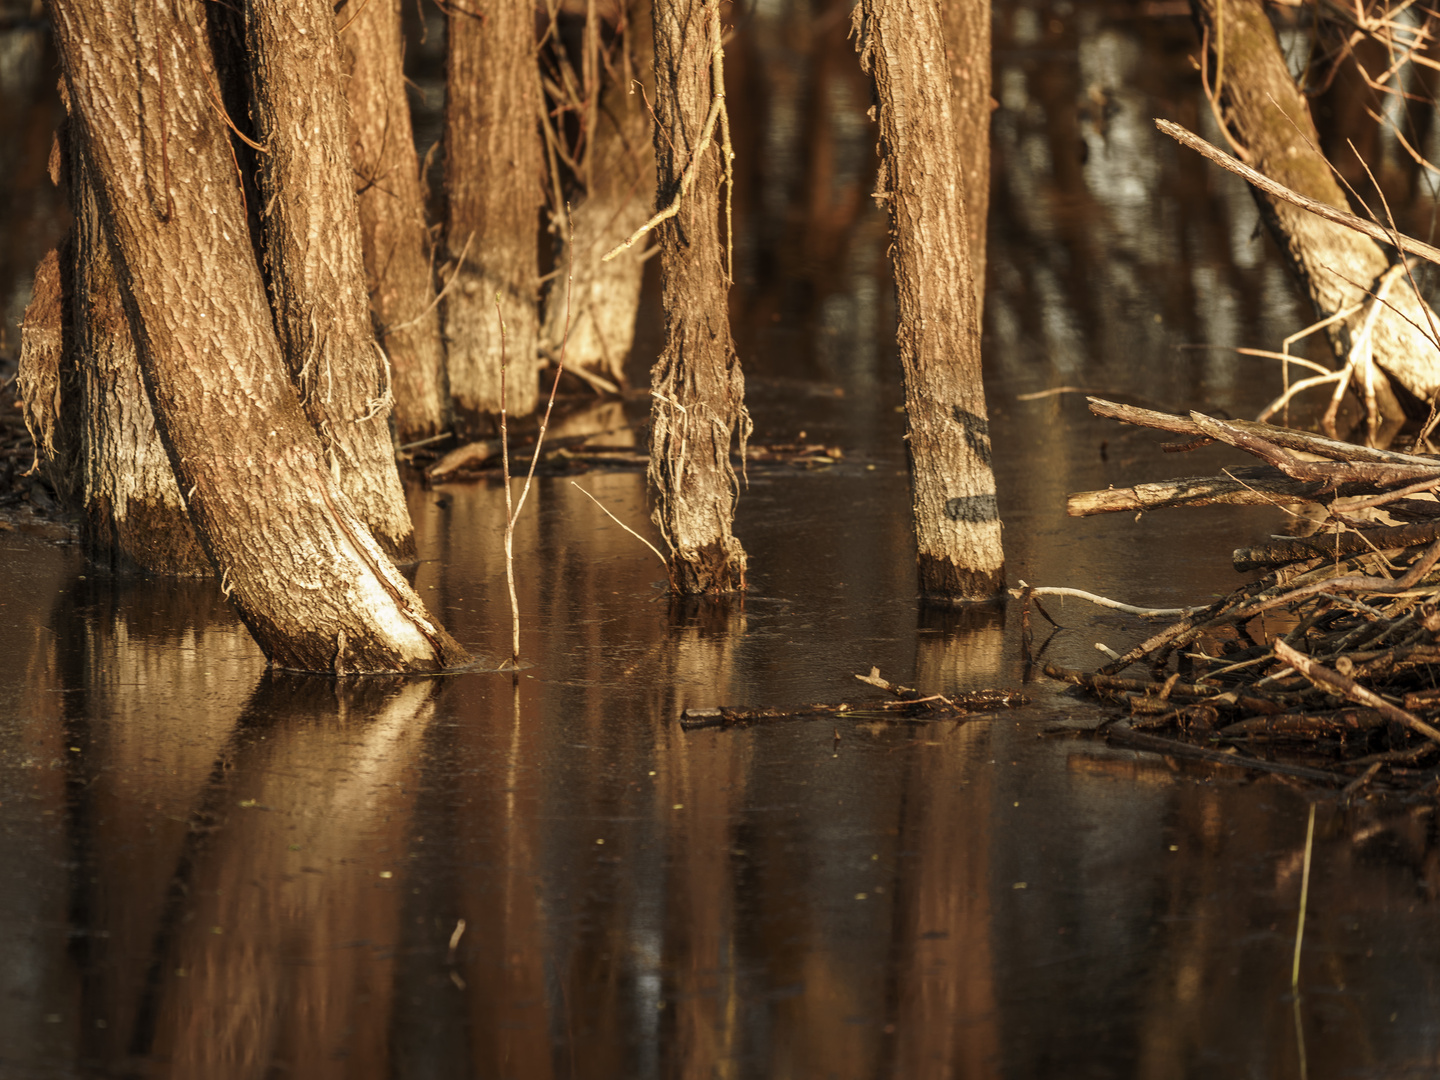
[[4, 0, 1440, 1076]]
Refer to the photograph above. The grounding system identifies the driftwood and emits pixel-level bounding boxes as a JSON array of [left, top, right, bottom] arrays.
[[679, 667, 1027, 730], [1068, 467, 1371, 517], [1046, 400, 1440, 791]]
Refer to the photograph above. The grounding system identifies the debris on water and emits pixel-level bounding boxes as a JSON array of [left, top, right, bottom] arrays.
[[680, 668, 1028, 730], [1048, 399, 1440, 795]]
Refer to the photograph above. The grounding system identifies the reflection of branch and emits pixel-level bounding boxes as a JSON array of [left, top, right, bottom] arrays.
[[1157, 119, 1440, 265]]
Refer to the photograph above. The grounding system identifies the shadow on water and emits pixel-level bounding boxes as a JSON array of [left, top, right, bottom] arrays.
[[6, 0, 1440, 1076]]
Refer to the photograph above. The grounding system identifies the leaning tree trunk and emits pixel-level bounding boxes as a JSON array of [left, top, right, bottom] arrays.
[[854, 0, 1005, 602], [341, 0, 450, 444], [648, 0, 749, 594], [1194, 0, 1440, 418], [246, 0, 417, 561], [444, 0, 543, 421], [943, 0, 991, 322], [47, 0, 468, 674], [540, 0, 656, 390]]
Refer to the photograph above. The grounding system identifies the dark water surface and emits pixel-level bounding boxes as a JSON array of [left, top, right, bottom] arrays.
[[6, 0, 1440, 1077]]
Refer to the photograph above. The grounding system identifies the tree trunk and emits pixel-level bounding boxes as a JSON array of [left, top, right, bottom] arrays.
[[341, 0, 451, 444], [1193, 0, 1440, 417], [444, 0, 542, 421], [943, 0, 991, 322], [854, 0, 1005, 602], [17, 247, 79, 507], [648, 0, 749, 594], [539, 0, 656, 391], [72, 156, 209, 575], [19, 115, 208, 575], [47, 0, 468, 673], [246, 0, 417, 561]]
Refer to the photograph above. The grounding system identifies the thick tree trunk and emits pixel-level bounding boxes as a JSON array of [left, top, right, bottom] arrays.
[[943, 0, 991, 321], [444, 0, 542, 421], [540, 0, 655, 390], [48, 0, 468, 673], [648, 0, 749, 594], [341, 0, 450, 444], [1193, 0, 1440, 414], [246, 0, 416, 561], [72, 157, 209, 575], [854, 0, 1005, 602]]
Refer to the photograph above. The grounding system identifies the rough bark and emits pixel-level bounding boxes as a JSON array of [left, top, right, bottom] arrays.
[[47, 0, 468, 673], [71, 157, 209, 575], [540, 0, 655, 390], [246, 0, 416, 561], [16, 248, 78, 505], [444, 0, 542, 420], [1193, 0, 1440, 411], [340, 0, 450, 443], [854, 0, 1005, 602], [648, 0, 749, 594], [943, 0, 990, 321]]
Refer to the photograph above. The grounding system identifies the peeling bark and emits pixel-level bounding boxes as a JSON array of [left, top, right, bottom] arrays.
[[341, 0, 450, 444], [1193, 0, 1440, 413], [247, 0, 417, 561], [648, 0, 749, 594], [48, 0, 468, 673], [540, 0, 655, 389], [855, 0, 1005, 602], [444, 0, 543, 420]]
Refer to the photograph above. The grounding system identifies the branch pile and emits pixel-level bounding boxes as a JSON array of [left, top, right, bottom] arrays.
[[1054, 398, 1440, 794]]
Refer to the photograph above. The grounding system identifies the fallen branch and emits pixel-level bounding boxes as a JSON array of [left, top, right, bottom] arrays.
[[1087, 397, 1437, 467], [1156, 118, 1440, 268], [1273, 638, 1440, 746]]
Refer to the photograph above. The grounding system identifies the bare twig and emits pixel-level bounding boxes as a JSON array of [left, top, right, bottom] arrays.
[[1156, 118, 1440, 266]]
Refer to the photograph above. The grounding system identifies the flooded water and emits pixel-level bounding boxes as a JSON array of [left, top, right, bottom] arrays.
[[5, 1, 1440, 1077]]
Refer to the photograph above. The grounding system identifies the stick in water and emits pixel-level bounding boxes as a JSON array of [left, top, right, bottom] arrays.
[[1291, 802, 1316, 990]]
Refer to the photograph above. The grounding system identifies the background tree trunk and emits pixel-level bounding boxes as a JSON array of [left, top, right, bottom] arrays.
[[854, 0, 1005, 602], [17, 247, 79, 508], [48, 0, 468, 673], [1193, 0, 1440, 417], [341, 0, 451, 444], [540, 0, 656, 391], [71, 156, 208, 575], [444, 0, 542, 421], [648, 0, 749, 594], [247, 0, 417, 561], [943, 0, 991, 322]]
